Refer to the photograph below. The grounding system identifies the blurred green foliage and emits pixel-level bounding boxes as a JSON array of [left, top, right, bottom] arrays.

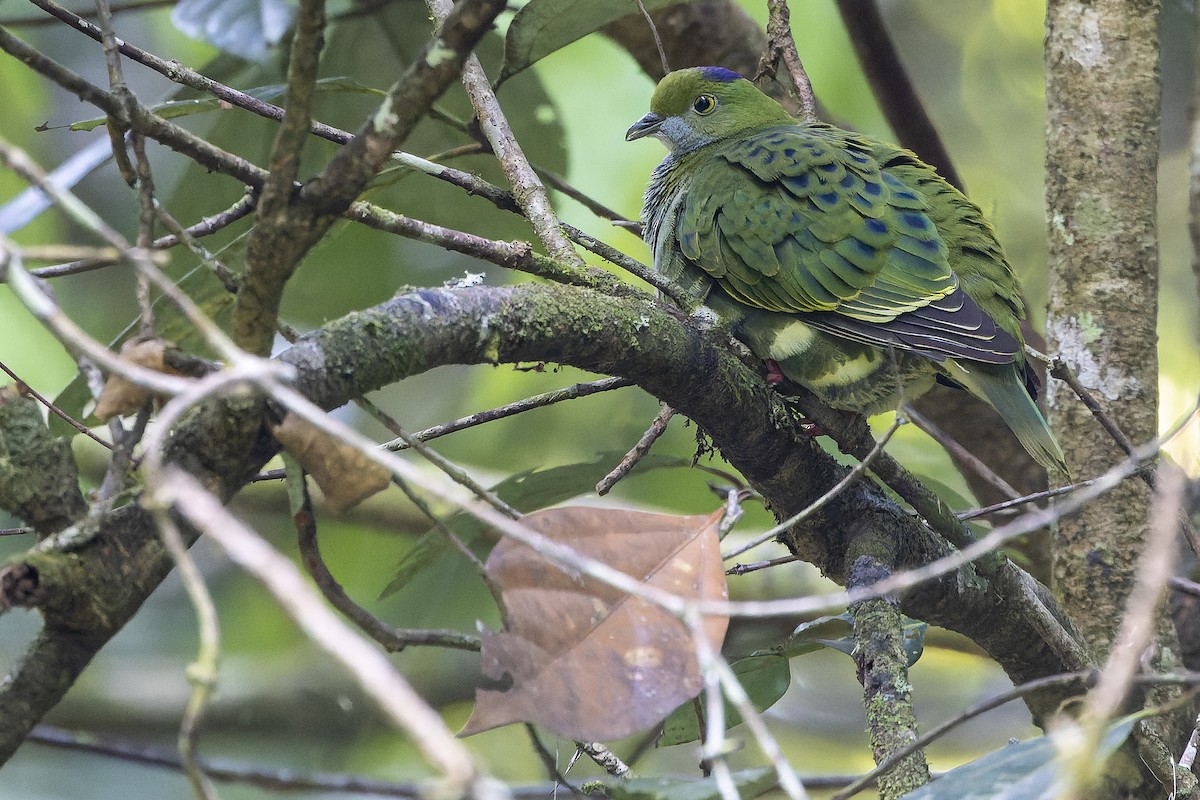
[[0, 0, 1195, 797]]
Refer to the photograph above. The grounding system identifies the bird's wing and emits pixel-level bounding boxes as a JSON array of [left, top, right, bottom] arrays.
[[675, 125, 1019, 364]]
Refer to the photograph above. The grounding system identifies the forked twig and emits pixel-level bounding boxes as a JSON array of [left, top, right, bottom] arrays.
[[722, 415, 905, 560], [761, 0, 817, 122], [903, 404, 1021, 500], [292, 471, 482, 652], [596, 403, 675, 495]]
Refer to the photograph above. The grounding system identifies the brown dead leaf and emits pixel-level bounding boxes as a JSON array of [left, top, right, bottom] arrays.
[[94, 337, 185, 420], [272, 413, 391, 514], [461, 506, 729, 741]]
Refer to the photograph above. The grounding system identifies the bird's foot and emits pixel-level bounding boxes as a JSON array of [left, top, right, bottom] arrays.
[[765, 359, 785, 386], [798, 419, 826, 437]]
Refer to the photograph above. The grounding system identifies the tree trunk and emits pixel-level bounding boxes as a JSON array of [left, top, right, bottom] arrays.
[[1045, 1, 1189, 795]]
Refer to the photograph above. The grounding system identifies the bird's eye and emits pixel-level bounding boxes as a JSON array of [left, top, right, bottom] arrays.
[[692, 94, 717, 115]]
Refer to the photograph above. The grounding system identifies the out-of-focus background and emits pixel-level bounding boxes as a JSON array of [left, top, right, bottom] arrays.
[[0, 0, 1196, 796]]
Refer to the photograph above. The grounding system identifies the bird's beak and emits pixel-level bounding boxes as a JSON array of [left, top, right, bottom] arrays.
[[625, 112, 664, 142]]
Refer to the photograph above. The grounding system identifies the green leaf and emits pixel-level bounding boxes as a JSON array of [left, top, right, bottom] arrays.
[[70, 77, 383, 132], [379, 452, 690, 599], [172, 0, 295, 62], [71, 100, 224, 132], [901, 618, 928, 667], [282, 452, 306, 516], [771, 612, 926, 665], [602, 767, 776, 800], [499, 0, 679, 84], [899, 716, 1137, 799], [658, 654, 790, 746], [775, 613, 854, 658]]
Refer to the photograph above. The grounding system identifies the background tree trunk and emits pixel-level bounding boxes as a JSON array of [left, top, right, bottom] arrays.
[[1045, 1, 1188, 795]]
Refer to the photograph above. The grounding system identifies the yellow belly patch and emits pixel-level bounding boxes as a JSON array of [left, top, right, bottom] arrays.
[[766, 321, 817, 360], [809, 351, 885, 388]]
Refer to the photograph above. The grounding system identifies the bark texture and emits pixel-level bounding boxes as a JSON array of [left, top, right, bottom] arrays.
[[1045, 0, 1163, 657], [1045, 2, 1190, 796]]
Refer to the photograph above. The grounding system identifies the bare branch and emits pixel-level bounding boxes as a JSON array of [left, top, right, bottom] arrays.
[[293, 471, 481, 652], [434, 11, 581, 268], [596, 403, 675, 495], [152, 466, 491, 796], [903, 404, 1021, 501], [848, 557, 929, 798], [383, 377, 633, 451], [233, 0, 507, 354], [834, 0, 963, 191], [759, 0, 816, 122]]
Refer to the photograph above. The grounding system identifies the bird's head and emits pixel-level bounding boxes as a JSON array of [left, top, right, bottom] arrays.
[[626, 66, 794, 154]]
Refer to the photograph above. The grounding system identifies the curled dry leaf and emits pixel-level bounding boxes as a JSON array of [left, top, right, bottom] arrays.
[[271, 413, 391, 514], [461, 506, 729, 741], [94, 336, 186, 420]]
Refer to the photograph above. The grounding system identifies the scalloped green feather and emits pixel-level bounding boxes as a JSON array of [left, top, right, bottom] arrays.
[[632, 67, 1067, 477]]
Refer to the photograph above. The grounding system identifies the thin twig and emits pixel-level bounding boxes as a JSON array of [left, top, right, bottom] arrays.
[[383, 377, 633, 451], [576, 742, 634, 779], [726, 553, 800, 576], [24, 0, 350, 149], [560, 222, 694, 308], [428, 0, 583, 267], [151, 465, 487, 795], [596, 404, 675, 495], [2, 241, 191, 400], [761, 0, 817, 122], [148, 192, 258, 252], [692, 610, 809, 800], [832, 671, 1097, 799], [1044, 352, 1200, 558], [388, 474, 494, 591], [957, 479, 1094, 521], [355, 396, 520, 520], [0, 360, 113, 449], [1047, 353, 1141, 459], [96, 401, 150, 505], [345, 201, 645, 298], [1172, 577, 1200, 598], [129, 135, 157, 335], [8, 0, 172, 24], [633, 0, 669, 75], [1058, 468, 1187, 794], [1, 135, 242, 365], [834, 0, 964, 191], [21, 244, 122, 263], [523, 726, 581, 790], [839, 672, 1200, 798], [293, 470, 482, 652], [715, 432, 1167, 620], [29, 722, 636, 797], [17, 0, 672, 299], [535, 166, 634, 226], [143, 508, 221, 800], [722, 415, 905, 561], [903, 404, 1021, 500], [0, 25, 269, 189]]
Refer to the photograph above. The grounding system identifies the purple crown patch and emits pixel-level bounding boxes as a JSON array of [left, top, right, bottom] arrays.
[[697, 66, 743, 83]]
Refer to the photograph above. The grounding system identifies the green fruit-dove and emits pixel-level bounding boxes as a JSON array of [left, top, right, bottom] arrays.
[[627, 67, 1067, 477]]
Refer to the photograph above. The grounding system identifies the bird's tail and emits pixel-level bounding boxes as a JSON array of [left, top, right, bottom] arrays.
[[941, 361, 1070, 480]]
